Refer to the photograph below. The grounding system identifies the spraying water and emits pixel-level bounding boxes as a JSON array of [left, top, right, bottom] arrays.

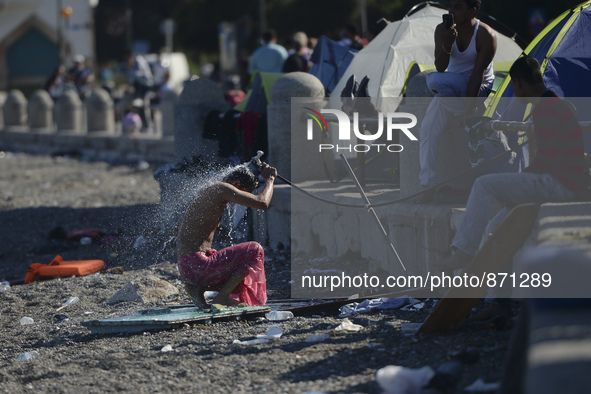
[[154, 152, 267, 257]]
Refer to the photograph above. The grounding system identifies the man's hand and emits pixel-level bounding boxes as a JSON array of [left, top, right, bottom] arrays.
[[442, 23, 457, 53], [260, 165, 277, 181]]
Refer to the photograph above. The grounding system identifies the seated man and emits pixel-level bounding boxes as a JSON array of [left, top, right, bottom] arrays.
[[417, 0, 496, 202], [176, 164, 277, 308], [435, 56, 588, 312]]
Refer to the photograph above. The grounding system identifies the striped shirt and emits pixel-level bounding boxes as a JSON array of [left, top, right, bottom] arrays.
[[526, 91, 587, 192]]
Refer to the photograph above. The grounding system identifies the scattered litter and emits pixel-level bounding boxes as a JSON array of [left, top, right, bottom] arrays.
[[339, 297, 419, 317], [400, 323, 422, 336], [305, 334, 331, 343], [235, 327, 283, 345], [375, 365, 435, 394], [426, 360, 463, 392], [133, 235, 148, 249], [401, 302, 425, 311], [335, 318, 363, 333], [20, 317, 34, 325], [57, 296, 80, 311], [0, 281, 10, 292], [103, 266, 125, 275], [53, 314, 69, 324], [464, 378, 500, 392], [80, 237, 92, 245], [137, 160, 150, 171], [161, 345, 173, 353], [265, 311, 294, 321], [17, 351, 40, 362], [233, 338, 269, 345], [258, 327, 283, 339]]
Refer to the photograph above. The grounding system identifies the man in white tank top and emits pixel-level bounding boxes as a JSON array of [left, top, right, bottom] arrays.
[[416, 0, 497, 202]]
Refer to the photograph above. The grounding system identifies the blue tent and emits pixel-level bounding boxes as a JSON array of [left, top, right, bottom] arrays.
[[308, 35, 358, 95], [485, 0, 591, 166]]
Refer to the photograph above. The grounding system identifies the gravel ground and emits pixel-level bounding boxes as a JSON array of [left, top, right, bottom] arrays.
[[0, 152, 514, 393]]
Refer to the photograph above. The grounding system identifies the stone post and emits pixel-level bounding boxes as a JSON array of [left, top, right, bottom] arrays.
[[398, 70, 476, 198], [174, 78, 228, 161], [3, 90, 27, 129], [55, 90, 83, 133], [160, 89, 179, 138], [0, 91, 6, 129], [28, 90, 54, 131], [86, 88, 115, 133], [267, 72, 325, 180]]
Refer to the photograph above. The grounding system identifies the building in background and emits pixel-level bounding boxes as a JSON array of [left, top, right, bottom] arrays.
[[0, 0, 98, 92]]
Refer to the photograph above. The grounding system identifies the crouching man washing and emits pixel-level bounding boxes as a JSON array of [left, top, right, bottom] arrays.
[[176, 164, 277, 308]]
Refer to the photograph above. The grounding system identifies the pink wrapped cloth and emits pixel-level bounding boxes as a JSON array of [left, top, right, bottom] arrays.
[[178, 241, 267, 306]]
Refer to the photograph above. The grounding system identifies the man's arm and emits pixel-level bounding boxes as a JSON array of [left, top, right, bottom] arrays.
[[218, 166, 277, 210], [434, 23, 456, 73], [466, 24, 496, 99]]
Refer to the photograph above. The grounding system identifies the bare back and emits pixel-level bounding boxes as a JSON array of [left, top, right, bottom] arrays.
[[176, 166, 277, 260], [176, 183, 228, 259]]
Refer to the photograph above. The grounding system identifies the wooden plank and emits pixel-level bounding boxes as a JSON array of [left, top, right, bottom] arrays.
[[81, 305, 271, 334], [418, 203, 540, 335]]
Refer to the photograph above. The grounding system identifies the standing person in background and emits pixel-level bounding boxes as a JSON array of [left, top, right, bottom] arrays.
[[45, 65, 67, 101], [124, 51, 153, 130], [124, 51, 154, 99], [67, 55, 95, 100], [248, 29, 288, 75]]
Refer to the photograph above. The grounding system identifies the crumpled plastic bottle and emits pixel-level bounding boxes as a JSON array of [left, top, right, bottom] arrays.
[[17, 351, 40, 362], [62, 296, 80, 307], [0, 281, 10, 292], [265, 311, 294, 321]]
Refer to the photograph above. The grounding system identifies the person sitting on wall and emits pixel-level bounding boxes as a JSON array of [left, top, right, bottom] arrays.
[[415, 0, 497, 203], [176, 164, 277, 308], [435, 56, 589, 315]]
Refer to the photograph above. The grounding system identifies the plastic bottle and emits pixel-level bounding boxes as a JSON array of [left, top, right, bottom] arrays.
[[20, 317, 34, 325], [265, 311, 294, 321], [56, 296, 80, 311], [17, 351, 40, 362], [62, 296, 80, 307], [0, 281, 10, 292]]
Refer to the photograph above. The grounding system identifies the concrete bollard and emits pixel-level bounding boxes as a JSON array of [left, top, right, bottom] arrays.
[[0, 91, 6, 129], [267, 72, 325, 180], [160, 89, 179, 138], [174, 78, 228, 161], [86, 88, 114, 133], [55, 90, 83, 133], [28, 90, 54, 131], [398, 70, 476, 198], [3, 89, 27, 129]]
